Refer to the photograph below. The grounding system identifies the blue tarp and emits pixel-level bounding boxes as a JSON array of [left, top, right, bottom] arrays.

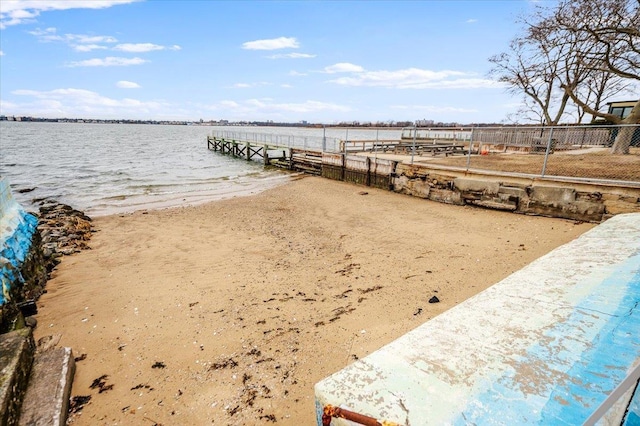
[[0, 177, 38, 306]]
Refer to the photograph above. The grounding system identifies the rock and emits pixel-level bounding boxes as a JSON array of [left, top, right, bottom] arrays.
[[428, 296, 440, 303], [34, 200, 93, 275]]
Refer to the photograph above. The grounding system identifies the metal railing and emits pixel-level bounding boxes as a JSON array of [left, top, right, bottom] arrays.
[[209, 129, 342, 152], [210, 124, 640, 186], [460, 124, 640, 186]]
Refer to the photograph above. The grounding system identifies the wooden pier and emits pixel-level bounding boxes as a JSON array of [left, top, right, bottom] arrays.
[[206, 135, 396, 190], [206, 136, 290, 166]]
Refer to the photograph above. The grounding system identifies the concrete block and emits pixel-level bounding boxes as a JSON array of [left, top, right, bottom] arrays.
[[392, 176, 430, 199], [0, 329, 35, 426], [428, 188, 464, 205], [498, 186, 528, 199], [18, 347, 75, 426], [315, 213, 640, 425], [453, 178, 500, 195], [605, 199, 640, 215], [530, 185, 576, 203], [521, 200, 604, 222], [472, 197, 518, 211]]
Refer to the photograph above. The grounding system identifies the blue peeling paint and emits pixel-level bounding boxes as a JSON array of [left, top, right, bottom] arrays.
[[454, 253, 640, 425], [0, 178, 39, 306], [623, 382, 640, 426]]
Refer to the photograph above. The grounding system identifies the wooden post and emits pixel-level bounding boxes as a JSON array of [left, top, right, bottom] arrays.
[[366, 156, 371, 187], [263, 145, 270, 166], [245, 142, 251, 161], [289, 148, 294, 170], [341, 153, 346, 181]]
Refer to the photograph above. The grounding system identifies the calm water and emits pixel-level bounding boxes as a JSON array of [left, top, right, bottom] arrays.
[[0, 122, 403, 217], [0, 122, 295, 216]]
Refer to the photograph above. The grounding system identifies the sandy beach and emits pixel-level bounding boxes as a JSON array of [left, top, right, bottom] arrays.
[[33, 176, 592, 425]]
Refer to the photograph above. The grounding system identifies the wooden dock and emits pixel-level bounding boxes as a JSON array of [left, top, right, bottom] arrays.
[[206, 135, 396, 190], [206, 136, 290, 165]]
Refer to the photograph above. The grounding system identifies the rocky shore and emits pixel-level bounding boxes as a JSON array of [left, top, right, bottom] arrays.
[[35, 200, 93, 274], [1, 199, 93, 332]]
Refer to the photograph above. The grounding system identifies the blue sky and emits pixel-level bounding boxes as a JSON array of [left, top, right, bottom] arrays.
[[0, 0, 542, 124]]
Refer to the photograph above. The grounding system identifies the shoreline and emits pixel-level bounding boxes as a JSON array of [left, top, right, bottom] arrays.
[[33, 176, 592, 425]]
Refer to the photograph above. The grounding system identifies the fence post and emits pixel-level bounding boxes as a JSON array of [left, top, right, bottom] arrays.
[[466, 127, 475, 171], [541, 127, 555, 177], [411, 124, 417, 165], [345, 128, 349, 154], [322, 126, 326, 153]]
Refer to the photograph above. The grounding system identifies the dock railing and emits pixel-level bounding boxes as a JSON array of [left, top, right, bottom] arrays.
[[209, 129, 342, 152], [210, 124, 640, 187]]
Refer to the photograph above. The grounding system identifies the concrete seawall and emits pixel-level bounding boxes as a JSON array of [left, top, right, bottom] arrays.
[[391, 163, 640, 223], [315, 213, 640, 425]]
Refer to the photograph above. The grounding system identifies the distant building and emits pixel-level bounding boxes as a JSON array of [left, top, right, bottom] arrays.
[[607, 100, 637, 120]]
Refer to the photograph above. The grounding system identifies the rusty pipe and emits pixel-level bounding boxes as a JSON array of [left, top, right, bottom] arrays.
[[322, 404, 399, 426]]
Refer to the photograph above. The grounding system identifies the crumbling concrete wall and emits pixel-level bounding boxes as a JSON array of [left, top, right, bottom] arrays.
[[392, 163, 640, 222]]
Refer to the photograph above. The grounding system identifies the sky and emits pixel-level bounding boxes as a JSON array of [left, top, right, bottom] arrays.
[[0, 0, 545, 124]]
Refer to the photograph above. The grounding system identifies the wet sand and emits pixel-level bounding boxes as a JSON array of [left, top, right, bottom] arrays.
[[33, 176, 592, 425]]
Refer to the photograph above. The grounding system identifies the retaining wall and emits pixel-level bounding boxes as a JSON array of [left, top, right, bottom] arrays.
[[391, 163, 640, 222]]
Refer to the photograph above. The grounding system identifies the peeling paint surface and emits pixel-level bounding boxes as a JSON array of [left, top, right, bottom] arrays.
[[315, 213, 640, 425], [0, 177, 38, 305]]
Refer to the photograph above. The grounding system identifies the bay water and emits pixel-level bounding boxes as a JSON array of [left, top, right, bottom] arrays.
[[0, 122, 401, 217]]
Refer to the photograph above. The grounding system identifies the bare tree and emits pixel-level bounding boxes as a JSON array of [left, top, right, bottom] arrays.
[[489, 35, 572, 125], [574, 71, 632, 123], [490, 0, 639, 153], [550, 0, 639, 153]]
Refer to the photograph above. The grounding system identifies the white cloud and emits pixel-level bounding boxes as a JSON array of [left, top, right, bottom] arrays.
[[28, 29, 181, 53], [74, 44, 109, 52], [114, 43, 166, 52], [229, 82, 272, 89], [281, 84, 293, 88], [0, 50, 4, 56], [289, 71, 307, 77], [207, 98, 350, 115], [116, 80, 141, 88], [218, 100, 240, 108], [267, 53, 316, 59], [70, 34, 118, 44], [66, 56, 147, 67], [466, 19, 478, 23], [326, 66, 503, 89], [28, 27, 64, 42], [323, 63, 364, 74], [1, 1, 139, 29], [242, 37, 299, 50], [29, 27, 118, 51], [9, 87, 167, 117]]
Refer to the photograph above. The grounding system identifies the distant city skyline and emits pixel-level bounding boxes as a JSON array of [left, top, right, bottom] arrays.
[[2, 1, 561, 124]]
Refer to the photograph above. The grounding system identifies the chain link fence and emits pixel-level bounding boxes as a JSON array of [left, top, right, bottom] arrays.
[[422, 125, 640, 186], [210, 125, 640, 186]]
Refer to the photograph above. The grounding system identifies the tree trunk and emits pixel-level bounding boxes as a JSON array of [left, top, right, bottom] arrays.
[[610, 100, 640, 155]]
